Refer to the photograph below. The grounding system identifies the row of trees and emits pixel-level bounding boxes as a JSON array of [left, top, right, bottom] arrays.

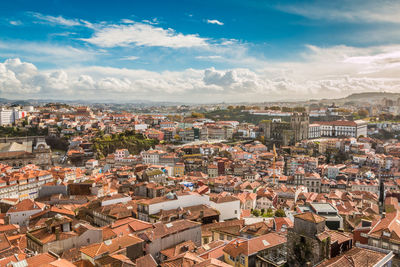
[[0, 126, 48, 137], [251, 208, 286, 217]]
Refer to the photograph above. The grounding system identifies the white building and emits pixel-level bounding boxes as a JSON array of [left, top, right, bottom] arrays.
[[137, 192, 240, 222], [318, 120, 367, 138], [308, 124, 321, 139], [114, 149, 129, 161], [0, 108, 13, 125], [141, 150, 166, 165], [0, 108, 27, 125], [6, 199, 44, 226]]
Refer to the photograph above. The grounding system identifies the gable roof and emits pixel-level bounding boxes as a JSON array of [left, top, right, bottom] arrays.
[[223, 233, 286, 257], [295, 212, 325, 223]]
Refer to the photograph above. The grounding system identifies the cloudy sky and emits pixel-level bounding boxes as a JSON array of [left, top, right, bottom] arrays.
[[1, 0, 400, 103]]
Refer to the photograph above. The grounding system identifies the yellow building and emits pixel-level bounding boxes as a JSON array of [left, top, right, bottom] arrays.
[[173, 163, 185, 177]]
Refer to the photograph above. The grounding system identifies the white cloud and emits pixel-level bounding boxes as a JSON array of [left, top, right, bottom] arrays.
[[121, 19, 135, 24], [81, 22, 209, 48], [120, 56, 140, 61], [28, 12, 93, 28], [195, 55, 223, 60], [9, 20, 22, 26], [206, 19, 224, 26], [142, 18, 159, 25], [3, 43, 400, 102], [0, 41, 98, 65], [276, 0, 400, 24]]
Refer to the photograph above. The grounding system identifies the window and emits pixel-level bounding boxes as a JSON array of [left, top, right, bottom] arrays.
[[240, 255, 245, 265], [220, 234, 225, 240], [234, 210, 237, 214]]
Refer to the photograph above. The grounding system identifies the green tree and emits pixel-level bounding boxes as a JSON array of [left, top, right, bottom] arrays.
[[269, 106, 281, 111], [358, 109, 369, 118], [274, 209, 286, 217], [252, 209, 261, 217], [191, 112, 205, 118]]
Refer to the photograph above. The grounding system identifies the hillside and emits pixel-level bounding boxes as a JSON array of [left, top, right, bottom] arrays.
[[344, 92, 400, 100], [92, 130, 158, 159]]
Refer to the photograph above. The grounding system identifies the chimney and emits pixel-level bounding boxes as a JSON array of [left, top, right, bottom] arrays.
[[200, 211, 204, 218], [382, 212, 386, 219]]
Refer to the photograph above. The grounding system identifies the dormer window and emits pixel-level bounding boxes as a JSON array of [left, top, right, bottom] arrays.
[[383, 231, 391, 237]]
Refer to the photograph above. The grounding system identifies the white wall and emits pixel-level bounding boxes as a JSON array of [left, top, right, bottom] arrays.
[[210, 200, 240, 221], [148, 194, 210, 215], [101, 196, 131, 206], [7, 209, 42, 226]]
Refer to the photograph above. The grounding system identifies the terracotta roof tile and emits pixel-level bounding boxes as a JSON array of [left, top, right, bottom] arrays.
[[295, 212, 325, 223]]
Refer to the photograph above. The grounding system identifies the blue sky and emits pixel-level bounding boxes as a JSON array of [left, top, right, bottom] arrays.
[[1, 0, 400, 102]]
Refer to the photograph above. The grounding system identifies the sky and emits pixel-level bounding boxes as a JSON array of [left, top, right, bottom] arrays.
[[1, 0, 400, 103]]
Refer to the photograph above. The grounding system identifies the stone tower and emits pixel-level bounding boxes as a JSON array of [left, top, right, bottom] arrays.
[[286, 212, 330, 266]]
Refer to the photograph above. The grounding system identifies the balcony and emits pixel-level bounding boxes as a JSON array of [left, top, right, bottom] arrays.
[[257, 250, 287, 267]]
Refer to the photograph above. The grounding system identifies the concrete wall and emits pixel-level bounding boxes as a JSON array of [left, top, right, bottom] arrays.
[[210, 200, 240, 221], [8, 209, 42, 226], [39, 185, 68, 198], [148, 194, 210, 215], [147, 225, 201, 262], [101, 196, 131, 206]]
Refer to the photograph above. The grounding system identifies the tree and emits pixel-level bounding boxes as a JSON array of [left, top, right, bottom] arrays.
[[191, 112, 205, 118], [261, 208, 265, 215], [274, 209, 286, 217], [358, 109, 369, 118], [294, 106, 305, 112], [282, 107, 293, 112], [252, 209, 261, 217], [269, 106, 281, 111]]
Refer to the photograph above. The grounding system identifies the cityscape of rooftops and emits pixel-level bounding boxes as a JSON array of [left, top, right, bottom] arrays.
[[1, 1, 400, 266]]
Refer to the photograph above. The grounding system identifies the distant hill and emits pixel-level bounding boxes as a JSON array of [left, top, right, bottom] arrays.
[[316, 92, 400, 105], [341, 92, 400, 101]]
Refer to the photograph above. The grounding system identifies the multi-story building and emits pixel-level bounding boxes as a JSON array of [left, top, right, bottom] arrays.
[[223, 233, 287, 267], [114, 149, 129, 161], [0, 169, 53, 200], [141, 150, 167, 165], [365, 209, 400, 264], [27, 215, 102, 255], [137, 192, 240, 222], [139, 219, 202, 262], [200, 125, 233, 141], [318, 120, 367, 138], [6, 199, 45, 226], [304, 172, 321, 193], [308, 124, 321, 139], [0, 107, 27, 125]]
